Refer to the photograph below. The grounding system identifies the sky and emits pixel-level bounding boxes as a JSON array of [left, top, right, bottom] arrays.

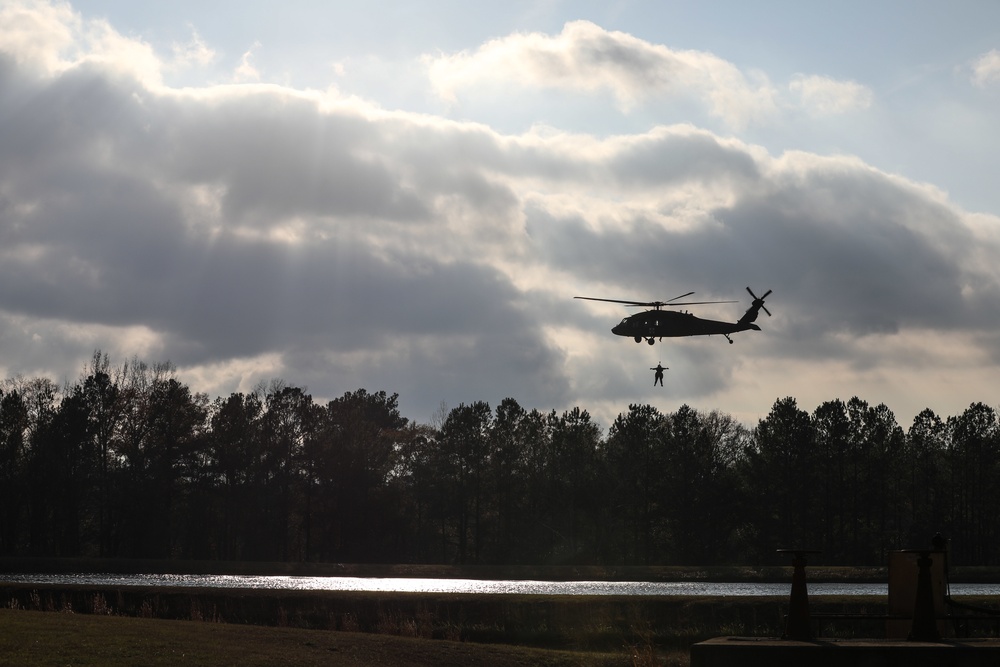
[[2, 0, 1000, 431]]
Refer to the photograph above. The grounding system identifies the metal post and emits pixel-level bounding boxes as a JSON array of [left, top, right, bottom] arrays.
[[778, 549, 820, 640]]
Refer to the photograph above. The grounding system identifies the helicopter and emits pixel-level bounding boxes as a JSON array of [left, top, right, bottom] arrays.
[[575, 287, 772, 345]]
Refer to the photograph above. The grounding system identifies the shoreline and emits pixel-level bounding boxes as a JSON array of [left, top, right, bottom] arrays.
[[5, 556, 998, 583], [0, 556, 895, 582]]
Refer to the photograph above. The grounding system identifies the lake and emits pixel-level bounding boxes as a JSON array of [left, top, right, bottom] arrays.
[[3, 573, 999, 596]]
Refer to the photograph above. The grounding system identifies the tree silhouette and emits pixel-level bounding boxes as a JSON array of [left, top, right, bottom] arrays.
[[2, 351, 998, 566]]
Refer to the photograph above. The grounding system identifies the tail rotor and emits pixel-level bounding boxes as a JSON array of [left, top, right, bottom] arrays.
[[746, 286, 772, 317], [739, 287, 772, 325]]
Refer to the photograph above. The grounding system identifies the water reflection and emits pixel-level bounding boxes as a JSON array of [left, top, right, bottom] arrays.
[[3, 572, 999, 596], [0, 573, 851, 595]]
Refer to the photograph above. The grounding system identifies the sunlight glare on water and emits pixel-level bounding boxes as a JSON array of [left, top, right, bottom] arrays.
[[7, 572, 1000, 596], [0, 572, 906, 595]]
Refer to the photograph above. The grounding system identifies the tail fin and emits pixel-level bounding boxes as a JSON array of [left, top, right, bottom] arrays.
[[738, 306, 761, 325]]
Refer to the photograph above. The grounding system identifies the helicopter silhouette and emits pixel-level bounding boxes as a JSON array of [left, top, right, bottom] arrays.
[[576, 287, 772, 345]]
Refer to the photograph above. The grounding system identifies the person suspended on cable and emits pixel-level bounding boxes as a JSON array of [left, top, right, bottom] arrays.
[[650, 363, 667, 386]]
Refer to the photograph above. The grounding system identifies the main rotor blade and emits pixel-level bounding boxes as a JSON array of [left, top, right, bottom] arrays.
[[575, 296, 737, 308], [574, 296, 650, 306], [574, 293, 701, 308]]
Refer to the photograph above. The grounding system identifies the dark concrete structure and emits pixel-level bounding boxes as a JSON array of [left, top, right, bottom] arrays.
[[691, 637, 1000, 667], [691, 544, 1000, 666]]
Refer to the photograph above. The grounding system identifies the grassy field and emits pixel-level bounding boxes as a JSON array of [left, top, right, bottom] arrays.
[[2, 585, 804, 649], [1, 589, 904, 666], [0, 609, 686, 667]]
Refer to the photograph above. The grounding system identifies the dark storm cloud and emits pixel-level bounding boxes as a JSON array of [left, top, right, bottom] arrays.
[[0, 35, 575, 417], [534, 147, 989, 360], [158, 94, 432, 224], [159, 240, 535, 360], [0, 70, 532, 350], [604, 129, 760, 189]]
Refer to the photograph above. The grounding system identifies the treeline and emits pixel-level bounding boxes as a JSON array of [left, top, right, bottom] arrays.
[[1, 352, 998, 566]]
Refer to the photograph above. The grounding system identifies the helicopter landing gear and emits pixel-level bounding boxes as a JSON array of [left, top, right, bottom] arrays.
[[723, 334, 734, 344], [647, 338, 655, 346], [634, 336, 642, 343]]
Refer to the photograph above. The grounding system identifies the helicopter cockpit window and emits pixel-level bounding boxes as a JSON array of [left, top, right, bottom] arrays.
[[620, 317, 629, 326]]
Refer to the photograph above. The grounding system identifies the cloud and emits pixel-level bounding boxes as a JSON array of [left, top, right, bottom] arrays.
[[0, 0, 79, 73], [529, 139, 1000, 415], [0, 0, 161, 84], [425, 20, 873, 129], [0, 2, 571, 417], [1, 1, 998, 428], [565, 145, 985, 326], [425, 20, 780, 127], [788, 75, 873, 115], [971, 49, 1000, 87], [170, 27, 216, 70], [233, 41, 262, 82]]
